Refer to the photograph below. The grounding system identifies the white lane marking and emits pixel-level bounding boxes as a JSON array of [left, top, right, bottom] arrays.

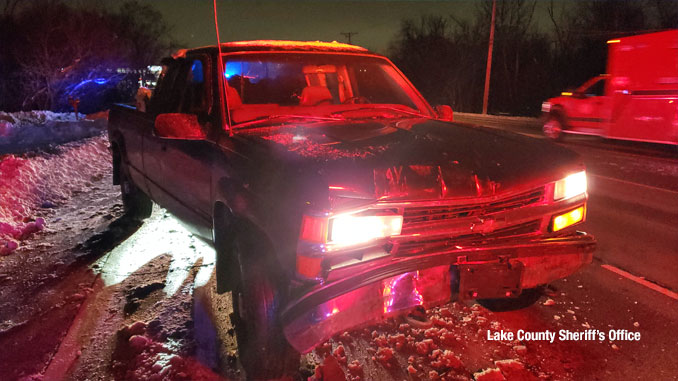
[[601, 264, 678, 301], [590, 173, 678, 195]]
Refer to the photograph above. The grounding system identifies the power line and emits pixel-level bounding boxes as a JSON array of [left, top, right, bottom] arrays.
[[340, 32, 359, 44]]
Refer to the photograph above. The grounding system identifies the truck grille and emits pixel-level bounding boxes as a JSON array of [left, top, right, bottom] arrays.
[[395, 219, 542, 256], [402, 186, 545, 230]]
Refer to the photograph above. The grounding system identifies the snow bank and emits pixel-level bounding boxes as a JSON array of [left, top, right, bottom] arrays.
[[0, 135, 111, 254], [0, 110, 107, 154]]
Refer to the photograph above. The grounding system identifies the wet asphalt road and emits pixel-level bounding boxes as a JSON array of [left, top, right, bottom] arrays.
[[454, 115, 678, 378], [1, 123, 677, 380]]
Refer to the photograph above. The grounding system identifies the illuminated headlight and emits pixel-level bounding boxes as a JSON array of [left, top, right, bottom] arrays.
[[541, 101, 551, 112], [554, 171, 587, 201], [299, 212, 403, 248], [329, 214, 403, 246]]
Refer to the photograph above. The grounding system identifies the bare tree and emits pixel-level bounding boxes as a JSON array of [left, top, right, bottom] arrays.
[[1, 0, 20, 17], [546, 0, 651, 92], [648, 0, 678, 29], [5, 0, 175, 111]]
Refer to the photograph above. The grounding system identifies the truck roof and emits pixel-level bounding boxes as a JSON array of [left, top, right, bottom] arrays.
[[608, 29, 678, 45], [175, 40, 375, 58]]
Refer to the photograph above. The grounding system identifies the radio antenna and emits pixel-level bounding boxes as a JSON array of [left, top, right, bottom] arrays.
[[213, 0, 232, 136]]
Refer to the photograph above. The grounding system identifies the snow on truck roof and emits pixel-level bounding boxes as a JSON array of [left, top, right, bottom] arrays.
[[223, 40, 368, 51], [172, 40, 372, 58]]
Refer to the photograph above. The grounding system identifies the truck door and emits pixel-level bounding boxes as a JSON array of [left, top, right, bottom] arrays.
[[609, 92, 678, 144], [567, 76, 612, 134], [143, 56, 214, 237]]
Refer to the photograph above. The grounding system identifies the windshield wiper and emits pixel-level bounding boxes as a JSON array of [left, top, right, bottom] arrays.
[[330, 106, 430, 119], [233, 114, 345, 130]]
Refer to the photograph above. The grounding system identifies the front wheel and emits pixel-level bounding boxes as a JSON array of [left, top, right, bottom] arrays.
[[231, 231, 299, 379], [543, 114, 565, 141]]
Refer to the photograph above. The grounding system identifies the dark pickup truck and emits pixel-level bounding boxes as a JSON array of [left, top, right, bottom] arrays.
[[108, 40, 596, 378]]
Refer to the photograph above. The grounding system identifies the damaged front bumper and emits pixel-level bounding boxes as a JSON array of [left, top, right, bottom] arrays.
[[281, 231, 595, 353]]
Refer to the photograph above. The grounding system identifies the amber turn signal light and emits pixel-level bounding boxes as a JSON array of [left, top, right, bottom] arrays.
[[551, 206, 585, 232]]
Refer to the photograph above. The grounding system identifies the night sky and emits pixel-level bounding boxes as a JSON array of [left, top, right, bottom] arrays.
[[142, 0, 554, 54]]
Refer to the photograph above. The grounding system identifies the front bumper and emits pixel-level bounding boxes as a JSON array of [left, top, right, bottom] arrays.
[[282, 231, 595, 353]]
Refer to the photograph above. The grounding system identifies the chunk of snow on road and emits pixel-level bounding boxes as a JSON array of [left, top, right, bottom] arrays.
[[543, 298, 555, 306], [495, 359, 524, 370], [376, 347, 394, 363], [474, 367, 506, 380], [513, 345, 528, 356], [347, 360, 362, 375]]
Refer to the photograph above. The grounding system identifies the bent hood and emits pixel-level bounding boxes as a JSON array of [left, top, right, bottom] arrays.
[[242, 118, 582, 201]]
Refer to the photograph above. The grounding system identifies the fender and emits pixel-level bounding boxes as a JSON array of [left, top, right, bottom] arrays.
[[212, 178, 290, 291]]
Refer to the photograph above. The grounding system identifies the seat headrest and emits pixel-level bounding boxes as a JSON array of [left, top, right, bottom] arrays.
[[300, 86, 332, 106], [225, 84, 242, 109]]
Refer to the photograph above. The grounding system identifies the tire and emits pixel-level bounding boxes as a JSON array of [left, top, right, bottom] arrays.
[[543, 114, 565, 141], [230, 230, 299, 379], [477, 287, 543, 312], [213, 212, 239, 293], [119, 162, 152, 220]]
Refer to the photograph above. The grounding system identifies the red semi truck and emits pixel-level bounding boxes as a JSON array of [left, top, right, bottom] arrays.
[[542, 30, 678, 146]]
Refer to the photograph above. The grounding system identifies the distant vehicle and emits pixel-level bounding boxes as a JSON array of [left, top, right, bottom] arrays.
[[542, 30, 678, 146], [107, 40, 596, 378]]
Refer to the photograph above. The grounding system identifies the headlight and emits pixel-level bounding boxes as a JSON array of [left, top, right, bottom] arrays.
[[554, 171, 587, 201], [299, 212, 403, 248], [541, 101, 551, 112], [329, 214, 403, 246]]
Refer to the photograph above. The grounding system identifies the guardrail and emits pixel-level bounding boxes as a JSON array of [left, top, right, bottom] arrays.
[[453, 112, 542, 132]]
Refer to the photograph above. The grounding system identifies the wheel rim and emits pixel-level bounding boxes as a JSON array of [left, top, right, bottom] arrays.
[[543, 119, 562, 139]]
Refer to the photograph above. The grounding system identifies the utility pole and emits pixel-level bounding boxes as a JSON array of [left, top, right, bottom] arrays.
[[482, 0, 496, 115], [340, 32, 358, 44]]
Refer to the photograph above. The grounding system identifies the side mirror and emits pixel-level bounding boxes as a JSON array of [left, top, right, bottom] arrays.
[[435, 105, 454, 122], [154, 113, 206, 140]]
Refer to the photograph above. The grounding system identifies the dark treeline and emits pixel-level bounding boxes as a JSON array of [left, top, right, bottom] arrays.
[[1, 0, 676, 115], [389, 0, 678, 116], [0, 0, 175, 113]]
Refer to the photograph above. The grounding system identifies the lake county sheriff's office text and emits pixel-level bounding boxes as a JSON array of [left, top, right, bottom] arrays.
[[487, 329, 641, 343]]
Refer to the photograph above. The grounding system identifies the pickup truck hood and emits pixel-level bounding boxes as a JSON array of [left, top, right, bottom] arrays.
[[243, 118, 581, 201]]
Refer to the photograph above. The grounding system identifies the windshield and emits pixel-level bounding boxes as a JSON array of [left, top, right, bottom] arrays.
[[222, 53, 433, 126]]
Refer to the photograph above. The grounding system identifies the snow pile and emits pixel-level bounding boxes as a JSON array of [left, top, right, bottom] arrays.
[[0, 136, 111, 254], [0, 110, 83, 126], [0, 110, 107, 154]]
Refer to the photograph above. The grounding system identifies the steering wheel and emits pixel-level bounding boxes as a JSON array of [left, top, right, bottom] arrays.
[[313, 98, 333, 106], [342, 96, 370, 104]]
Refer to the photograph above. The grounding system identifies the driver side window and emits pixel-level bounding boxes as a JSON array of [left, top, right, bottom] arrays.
[[586, 79, 606, 97], [180, 57, 210, 115]]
